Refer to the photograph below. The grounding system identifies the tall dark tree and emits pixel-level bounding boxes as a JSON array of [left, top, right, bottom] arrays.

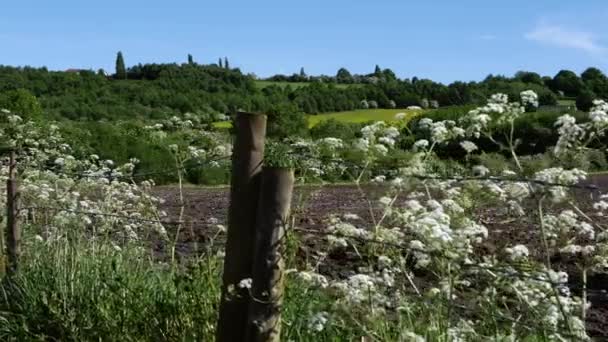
[[374, 64, 382, 75], [188, 54, 194, 65], [218, 58, 223, 68], [115, 51, 127, 80], [224, 57, 230, 69]]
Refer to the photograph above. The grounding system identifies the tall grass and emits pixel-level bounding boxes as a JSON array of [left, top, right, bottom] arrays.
[[0, 235, 565, 341]]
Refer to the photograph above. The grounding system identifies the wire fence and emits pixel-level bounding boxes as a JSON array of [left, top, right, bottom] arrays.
[[4, 150, 606, 339], [31, 155, 233, 181]]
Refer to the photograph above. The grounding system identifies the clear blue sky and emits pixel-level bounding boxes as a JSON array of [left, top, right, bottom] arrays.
[[2, 0, 608, 83]]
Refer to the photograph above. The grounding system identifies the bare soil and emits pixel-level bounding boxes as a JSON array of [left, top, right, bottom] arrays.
[[153, 177, 608, 339]]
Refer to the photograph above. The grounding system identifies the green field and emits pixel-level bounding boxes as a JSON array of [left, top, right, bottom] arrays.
[[255, 80, 357, 89], [557, 99, 576, 106], [306, 108, 422, 127], [213, 108, 423, 129]]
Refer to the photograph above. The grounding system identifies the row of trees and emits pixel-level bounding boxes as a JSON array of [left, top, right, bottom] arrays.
[[1, 54, 607, 122], [114, 51, 232, 80], [267, 65, 608, 109]]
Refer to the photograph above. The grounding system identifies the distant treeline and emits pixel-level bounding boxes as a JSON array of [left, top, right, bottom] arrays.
[[1, 53, 608, 121]]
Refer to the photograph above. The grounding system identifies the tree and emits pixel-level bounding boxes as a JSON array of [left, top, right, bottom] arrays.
[[581, 67, 605, 83], [0, 89, 42, 120], [374, 65, 382, 76], [576, 89, 595, 112], [224, 57, 229, 69], [218, 58, 223, 68], [581, 67, 608, 98], [265, 102, 308, 139], [336, 68, 353, 84], [515, 71, 543, 85], [551, 70, 584, 97], [115, 51, 127, 80], [538, 91, 558, 106], [188, 54, 194, 65]]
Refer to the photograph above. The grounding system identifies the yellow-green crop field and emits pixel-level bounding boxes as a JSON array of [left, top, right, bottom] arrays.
[[213, 109, 424, 129]]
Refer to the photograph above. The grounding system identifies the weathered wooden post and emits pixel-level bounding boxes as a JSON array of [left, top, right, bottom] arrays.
[[217, 112, 267, 342], [247, 167, 294, 342], [6, 150, 20, 276]]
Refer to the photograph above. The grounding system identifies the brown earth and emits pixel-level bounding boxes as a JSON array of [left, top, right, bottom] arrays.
[[154, 176, 608, 339]]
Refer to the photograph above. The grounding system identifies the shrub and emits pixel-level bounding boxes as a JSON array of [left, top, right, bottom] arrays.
[[265, 102, 309, 139], [576, 89, 595, 112], [474, 152, 512, 172], [310, 119, 361, 140]]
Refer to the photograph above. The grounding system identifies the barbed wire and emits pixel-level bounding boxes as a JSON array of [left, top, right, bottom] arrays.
[[15, 200, 601, 339], [32, 155, 232, 181], [15, 204, 584, 288], [317, 157, 606, 191], [292, 227, 605, 290], [20, 206, 213, 226]]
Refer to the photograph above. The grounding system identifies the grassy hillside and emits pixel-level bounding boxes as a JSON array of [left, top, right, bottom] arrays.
[[214, 108, 424, 129]]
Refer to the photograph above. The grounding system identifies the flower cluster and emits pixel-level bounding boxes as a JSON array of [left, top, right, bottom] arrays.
[[0, 110, 167, 244], [554, 99, 608, 156], [520, 90, 539, 109]]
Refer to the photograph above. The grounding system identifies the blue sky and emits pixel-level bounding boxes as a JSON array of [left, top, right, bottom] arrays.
[[2, 0, 608, 83]]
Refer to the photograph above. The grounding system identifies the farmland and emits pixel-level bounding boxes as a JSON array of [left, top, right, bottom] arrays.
[[306, 108, 422, 127], [3, 53, 608, 341], [3, 89, 608, 340], [213, 108, 423, 129]]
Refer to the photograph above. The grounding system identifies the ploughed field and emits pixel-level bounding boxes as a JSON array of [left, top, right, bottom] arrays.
[[153, 176, 608, 338]]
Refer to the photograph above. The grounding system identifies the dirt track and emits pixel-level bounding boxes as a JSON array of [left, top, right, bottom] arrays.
[[154, 176, 608, 338]]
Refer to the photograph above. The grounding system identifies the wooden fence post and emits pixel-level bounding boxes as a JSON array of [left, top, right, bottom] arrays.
[[216, 112, 267, 342], [6, 151, 20, 276], [247, 167, 294, 342]]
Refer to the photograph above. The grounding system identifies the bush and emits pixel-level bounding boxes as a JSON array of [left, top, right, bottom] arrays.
[[576, 89, 595, 112], [474, 152, 512, 172], [185, 163, 230, 185], [538, 91, 558, 106], [0, 88, 43, 120], [519, 153, 556, 175], [265, 102, 309, 139], [310, 119, 362, 140]]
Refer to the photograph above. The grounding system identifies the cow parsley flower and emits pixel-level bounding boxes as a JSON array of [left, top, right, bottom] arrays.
[[459, 140, 478, 153], [307, 312, 329, 332], [505, 244, 529, 261]]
